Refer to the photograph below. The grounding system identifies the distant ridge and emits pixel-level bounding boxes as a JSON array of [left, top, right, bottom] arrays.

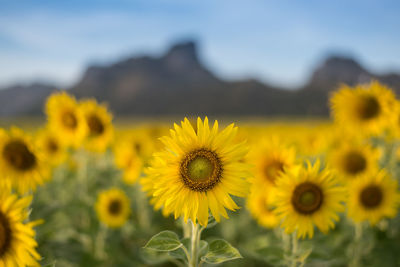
[[1, 41, 399, 117], [0, 83, 57, 116]]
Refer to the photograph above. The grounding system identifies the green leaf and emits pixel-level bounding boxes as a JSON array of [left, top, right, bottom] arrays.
[[144, 231, 183, 252], [169, 238, 190, 260], [201, 239, 242, 264], [140, 248, 170, 265], [169, 238, 208, 261], [198, 240, 209, 258]]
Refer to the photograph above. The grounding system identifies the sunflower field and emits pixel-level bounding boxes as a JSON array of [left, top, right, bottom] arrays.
[[1, 81, 400, 267]]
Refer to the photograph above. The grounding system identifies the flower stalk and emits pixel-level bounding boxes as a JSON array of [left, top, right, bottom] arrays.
[[349, 223, 363, 267], [189, 221, 201, 267], [290, 232, 299, 267]]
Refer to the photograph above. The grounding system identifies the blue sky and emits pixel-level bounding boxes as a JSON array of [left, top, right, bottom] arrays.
[[0, 0, 399, 88]]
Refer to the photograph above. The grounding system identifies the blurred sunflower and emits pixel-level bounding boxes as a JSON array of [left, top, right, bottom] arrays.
[[114, 141, 143, 185], [144, 126, 169, 152], [330, 81, 396, 135], [247, 186, 279, 228], [251, 138, 296, 188], [347, 170, 400, 225], [141, 117, 251, 226], [120, 129, 155, 160], [0, 192, 41, 266], [273, 161, 345, 239], [0, 128, 50, 194], [329, 142, 379, 183], [36, 128, 67, 166], [293, 125, 332, 156], [388, 100, 400, 138], [96, 188, 131, 228], [45, 92, 87, 147], [141, 156, 166, 215], [81, 99, 114, 153]]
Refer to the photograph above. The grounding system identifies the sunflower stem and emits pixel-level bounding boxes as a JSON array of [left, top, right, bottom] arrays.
[[387, 141, 398, 176], [290, 232, 299, 267], [94, 223, 107, 260], [282, 229, 291, 256], [349, 223, 363, 267], [77, 150, 90, 204], [135, 184, 150, 232], [189, 220, 200, 267], [182, 218, 191, 238]]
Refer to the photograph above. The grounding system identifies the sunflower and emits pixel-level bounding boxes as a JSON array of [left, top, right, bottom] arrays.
[[114, 141, 143, 185], [141, 117, 251, 226], [292, 125, 332, 156], [45, 92, 87, 148], [36, 128, 67, 166], [347, 170, 400, 225], [388, 100, 400, 139], [251, 138, 296, 188], [81, 99, 114, 153], [0, 192, 41, 266], [141, 156, 167, 215], [247, 185, 279, 228], [330, 81, 396, 135], [0, 128, 50, 194], [95, 188, 131, 228], [329, 141, 379, 183], [118, 129, 155, 160], [273, 161, 345, 239], [144, 126, 170, 153]]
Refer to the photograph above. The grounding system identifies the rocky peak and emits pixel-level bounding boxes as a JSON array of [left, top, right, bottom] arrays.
[[307, 56, 372, 90], [163, 41, 199, 68]]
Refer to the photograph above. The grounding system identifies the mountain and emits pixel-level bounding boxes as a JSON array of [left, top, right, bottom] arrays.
[[71, 41, 296, 115], [0, 83, 56, 116], [1, 41, 399, 117], [305, 56, 400, 92], [297, 56, 400, 115]]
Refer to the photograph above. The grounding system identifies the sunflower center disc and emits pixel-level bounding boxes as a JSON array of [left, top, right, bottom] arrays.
[[344, 151, 366, 175], [357, 96, 380, 120], [87, 114, 105, 136], [188, 157, 214, 180], [3, 140, 36, 171], [360, 185, 383, 209], [0, 213, 11, 256], [62, 111, 78, 129], [292, 182, 323, 215], [264, 160, 285, 184], [47, 139, 59, 153], [134, 142, 142, 154], [108, 200, 122, 215], [180, 149, 222, 192]]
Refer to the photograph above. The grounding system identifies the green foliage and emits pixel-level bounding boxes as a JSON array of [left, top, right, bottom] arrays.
[[142, 226, 243, 266], [168, 238, 191, 260], [144, 231, 183, 252], [201, 239, 242, 264], [27, 137, 400, 267]]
